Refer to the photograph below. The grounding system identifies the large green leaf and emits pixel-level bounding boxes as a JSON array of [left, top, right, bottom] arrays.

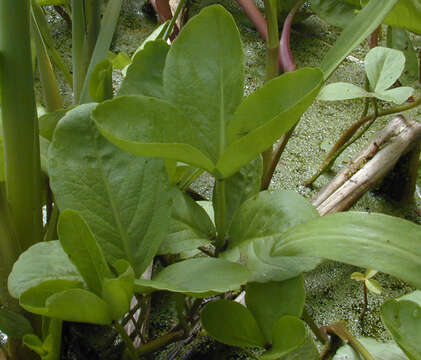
[[221, 190, 320, 282], [245, 276, 305, 343], [260, 316, 307, 360], [49, 103, 171, 277], [321, 0, 399, 79], [217, 69, 323, 177], [0, 309, 33, 339], [381, 299, 421, 359], [333, 337, 408, 359], [381, 0, 421, 34], [158, 187, 215, 255], [8, 241, 82, 299], [119, 40, 169, 98], [134, 258, 250, 298], [163, 5, 244, 164], [310, 0, 358, 28], [201, 299, 266, 348], [272, 212, 421, 289], [58, 210, 111, 296]]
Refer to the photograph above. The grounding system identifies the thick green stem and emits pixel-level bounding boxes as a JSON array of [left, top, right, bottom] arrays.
[[213, 179, 227, 253], [72, 0, 86, 103], [137, 330, 185, 355], [0, 0, 43, 251]]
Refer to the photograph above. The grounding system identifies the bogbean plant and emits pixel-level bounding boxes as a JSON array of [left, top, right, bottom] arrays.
[[1, 1, 421, 360]]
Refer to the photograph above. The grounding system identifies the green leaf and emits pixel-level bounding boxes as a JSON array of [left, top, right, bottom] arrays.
[[283, 334, 320, 360], [365, 269, 378, 279], [158, 187, 215, 255], [398, 290, 421, 306], [92, 96, 215, 173], [365, 279, 383, 294], [119, 40, 169, 98], [201, 299, 266, 348], [101, 260, 135, 320], [109, 51, 131, 70], [318, 82, 371, 101], [365, 47, 406, 92], [245, 276, 305, 343], [382, 0, 421, 34], [222, 190, 320, 282], [381, 299, 421, 360], [321, 0, 399, 79], [310, 0, 359, 28], [58, 210, 111, 296], [24, 334, 47, 357], [374, 87, 414, 104], [89, 59, 113, 102], [260, 316, 307, 360], [49, 103, 171, 277], [351, 272, 365, 281], [8, 241, 82, 299], [272, 212, 421, 289], [0, 309, 33, 339], [213, 156, 262, 236], [132, 21, 170, 57], [217, 68, 323, 177], [333, 337, 409, 359], [164, 5, 244, 164], [134, 258, 250, 298], [38, 107, 71, 141]]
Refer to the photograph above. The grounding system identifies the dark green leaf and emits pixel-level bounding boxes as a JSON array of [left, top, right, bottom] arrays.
[[321, 0, 399, 79], [8, 241, 82, 299], [272, 212, 421, 289], [134, 258, 250, 298], [245, 276, 305, 343], [381, 299, 421, 359], [58, 210, 111, 296], [119, 40, 169, 98], [382, 0, 421, 34], [89, 59, 113, 102], [201, 299, 266, 348], [283, 334, 320, 360], [49, 103, 171, 276], [159, 187, 215, 255], [260, 316, 307, 359], [310, 0, 359, 29], [0, 309, 33, 339]]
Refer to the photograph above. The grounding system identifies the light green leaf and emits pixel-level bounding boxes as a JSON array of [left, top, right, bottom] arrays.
[[134, 258, 250, 298], [333, 337, 409, 359], [8, 241, 82, 299], [310, 0, 359, 28], [222, 190, 320, 282], [398, 290, 421, 306], [158, 187, 215, 255], [318, 82, 371, 101], [374, 87, 414, 104], [260, 316, 306, 360], [245, 276, 305, 343], [382, 0, 421, 34], [217, 68, 323, 177], [201, 299, 266, 348], [49, 103, 171, 277], [381, 299, 421, 360], [38, 107, 71, 141], [119, 40, 169, 98], [365, 279, 383, 294], [365, 47, 406, 92], [0, 309, 33, 339], [365, 269, 378, 279], [272, 212, 421, 289], [321, 0, 399, 79], [89, 59, 113, 102], [58, 210, 111, 296], [23, 335, 47, 357], [164, 5, 244, 164], [109, 51, 131, 70], [351, 272, 365, 281], [92, 96, 215, 173]]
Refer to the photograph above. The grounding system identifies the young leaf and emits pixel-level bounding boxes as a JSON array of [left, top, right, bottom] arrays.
[[49, 103, 171, 277], [201, 299, 266, 348], [374, 87, 414, 104], [350, 272, 366, 281], [58, 209, 112, 296], [245, 276, 305, 343], [365, 47, 406, 92], [272, 212, 421, 289], [222, 190, 320, 282], [38, 107, 72, 141], [134, 258, 250, 298], [320, 0, 399, 79], [158, 187, 215, 255], [8, 241, 83, 299], [260, 316, 307, 360], [318, 82, 371, 101], [0, 309, 33, 339], [89, 59, 113, 102], [119, 40, 169, 98], [381, 299, 421, 359], [365, 279, 382, 294]]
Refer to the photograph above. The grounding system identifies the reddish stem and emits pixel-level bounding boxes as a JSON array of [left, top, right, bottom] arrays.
[[236, 0, 267, 40], [150, 0, 179, 39]]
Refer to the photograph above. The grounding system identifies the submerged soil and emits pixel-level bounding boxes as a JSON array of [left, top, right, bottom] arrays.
[[40, 1, 421, 358]]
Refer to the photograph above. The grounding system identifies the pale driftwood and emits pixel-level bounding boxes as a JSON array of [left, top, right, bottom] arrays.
[[313, 115, 421, 216]]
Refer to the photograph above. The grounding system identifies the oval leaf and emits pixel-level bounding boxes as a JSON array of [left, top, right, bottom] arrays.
[[318, 82, 371, 101]]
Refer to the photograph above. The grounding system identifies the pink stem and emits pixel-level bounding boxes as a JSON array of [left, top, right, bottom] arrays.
[[236, 0, 268, 40]]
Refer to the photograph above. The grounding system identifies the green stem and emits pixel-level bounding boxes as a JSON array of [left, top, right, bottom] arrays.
[[302, 307, 328, 344], [213, 179, 227, 253], [137, 330, 185, 355], [0, 0, 43, 251], [163, 0, 186, 41], [114, 321, 138, 360], [71, 0, 86, 103], [31, 0, 63, 112]]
